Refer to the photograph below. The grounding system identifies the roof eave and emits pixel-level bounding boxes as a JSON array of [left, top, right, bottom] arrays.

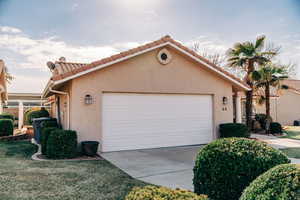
[[50, 41, 250, 91], [42, 80, 54, 98]]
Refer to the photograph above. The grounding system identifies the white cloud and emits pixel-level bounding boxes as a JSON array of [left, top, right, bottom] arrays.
[[186, 35, 229, 55], [0, 26, 144, 71], [0, 26, 145, 92], [7, 74, 48, 93], [71, 3, 79, 11], [0, 26, 22, 34]]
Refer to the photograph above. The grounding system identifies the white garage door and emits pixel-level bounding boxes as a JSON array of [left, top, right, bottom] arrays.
[[102, 93, 213, 152]]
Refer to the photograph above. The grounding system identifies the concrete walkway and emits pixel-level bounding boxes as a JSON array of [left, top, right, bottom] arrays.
[[252, 134, 300, 164], [101, 145, 202, 191]]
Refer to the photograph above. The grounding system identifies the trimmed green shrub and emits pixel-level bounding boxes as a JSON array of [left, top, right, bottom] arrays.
[[270, 122, 282, 134], [240, 164, 300, 200], [46, 129, 78, 159], [40, 127, 60, 155], [0, 113, 14, 121], [125, 186, 208, 200], [41, 119, 59, 129], [255, 114, 272, 130], [193, 138, 290, 200], [25, 107, 50, 125], [0, 119, 13, 136], [219, 123, 249, 138]]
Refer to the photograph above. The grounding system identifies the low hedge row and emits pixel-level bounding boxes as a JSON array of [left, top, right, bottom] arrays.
[[0, 113, 14, 121], [45, 129, 78, 159], [0, 119, 13, 137], [41, 127, 59, 155], [41, 120, 59, 129], [25, 108, 49, 125], [219, 123, 249, 138], [40, 118, 77, 159], [125, 186, 208, 200]]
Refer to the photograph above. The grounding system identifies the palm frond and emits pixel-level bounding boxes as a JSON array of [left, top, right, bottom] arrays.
[[255, 35, 266, 50]]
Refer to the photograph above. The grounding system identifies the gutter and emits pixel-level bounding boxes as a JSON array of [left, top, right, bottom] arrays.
[[42, 80, 54, 98], [49, 87, 70, 130]]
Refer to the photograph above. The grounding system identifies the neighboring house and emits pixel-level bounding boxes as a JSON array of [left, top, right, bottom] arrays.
[[247, 79, 300, 126], [4, 93, 49, 128], [0, 60, 8, 113], [42, 35, 250, 152]]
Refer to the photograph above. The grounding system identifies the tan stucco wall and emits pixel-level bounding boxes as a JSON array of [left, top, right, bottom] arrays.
[[276, 90, 300, 125], [52, 83, 72, 129], [66, 47, 235, 148], [252, 98, 278, 121]]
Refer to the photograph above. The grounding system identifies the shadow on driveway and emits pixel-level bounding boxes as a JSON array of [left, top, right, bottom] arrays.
[[101, 145, 203, 191]]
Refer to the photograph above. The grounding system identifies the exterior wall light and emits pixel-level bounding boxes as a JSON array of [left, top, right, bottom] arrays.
[[222, 96, 228, 105], [84, 94, 93, 105]]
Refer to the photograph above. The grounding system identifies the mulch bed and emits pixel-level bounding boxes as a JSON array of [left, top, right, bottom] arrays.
[[0, 133, 29, 141], [36, 154, 103, 161]]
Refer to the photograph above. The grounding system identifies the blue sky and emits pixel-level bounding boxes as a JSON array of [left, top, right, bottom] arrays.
[[0, 0, 300, 92]]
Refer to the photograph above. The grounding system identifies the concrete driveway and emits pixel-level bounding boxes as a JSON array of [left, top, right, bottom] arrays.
[[101, 145, 202, 191]]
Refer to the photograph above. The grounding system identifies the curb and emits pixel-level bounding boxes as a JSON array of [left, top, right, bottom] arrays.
[[31, 138, 46, 161]]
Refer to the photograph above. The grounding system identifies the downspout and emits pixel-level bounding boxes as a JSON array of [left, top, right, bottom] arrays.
[[49, 87, 70, 129]]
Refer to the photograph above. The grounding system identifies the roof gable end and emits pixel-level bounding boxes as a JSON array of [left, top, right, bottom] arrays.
[[46, 35, 250, 95]]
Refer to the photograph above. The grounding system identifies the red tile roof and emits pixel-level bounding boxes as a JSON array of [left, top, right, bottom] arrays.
[[50, 35, 250, 89]]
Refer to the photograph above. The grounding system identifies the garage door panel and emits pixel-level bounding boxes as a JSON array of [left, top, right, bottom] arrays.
[[102, 93, 213, 152]]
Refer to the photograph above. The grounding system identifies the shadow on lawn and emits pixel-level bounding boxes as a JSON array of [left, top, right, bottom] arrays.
[[0, 140, 38, 158]]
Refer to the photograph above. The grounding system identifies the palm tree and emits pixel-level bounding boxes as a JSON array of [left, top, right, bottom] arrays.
[[250, 63, 289, 121], [226, 35, 278, 129]]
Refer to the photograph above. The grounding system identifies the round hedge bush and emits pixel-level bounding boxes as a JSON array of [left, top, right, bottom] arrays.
[[240, 164, 300, 200], [193, 138, 290, 200], [269, 122, 282, 135], [125, 186, 208, 200]]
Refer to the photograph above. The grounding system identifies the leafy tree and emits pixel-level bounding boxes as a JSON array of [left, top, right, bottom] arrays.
[[226, 35, 278, 128]]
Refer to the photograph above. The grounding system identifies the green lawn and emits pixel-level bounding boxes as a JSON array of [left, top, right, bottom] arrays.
[[0, 141, 146, 200], [280, 148, 300, 159], [281, 126, 300, 140]]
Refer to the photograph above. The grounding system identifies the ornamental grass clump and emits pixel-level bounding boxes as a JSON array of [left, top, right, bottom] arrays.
[[193, 137, 290, 200]]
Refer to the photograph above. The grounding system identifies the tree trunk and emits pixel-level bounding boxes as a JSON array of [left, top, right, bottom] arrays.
[[265, 84, 270, 118], [245, 60, 254, 130], [265, 83, 270, 134]]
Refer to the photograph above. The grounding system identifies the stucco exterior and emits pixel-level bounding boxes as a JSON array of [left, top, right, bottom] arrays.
[[0, 60, 8, 113], [50, 47, 242, 148], [244, 88, 300, 126], [276, 90, 300, 125]]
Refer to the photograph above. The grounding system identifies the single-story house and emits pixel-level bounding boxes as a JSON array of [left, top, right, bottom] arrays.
[[247, 79, 300, 126], [42, 35, 250, 152], [0, 60, 8, 113]]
